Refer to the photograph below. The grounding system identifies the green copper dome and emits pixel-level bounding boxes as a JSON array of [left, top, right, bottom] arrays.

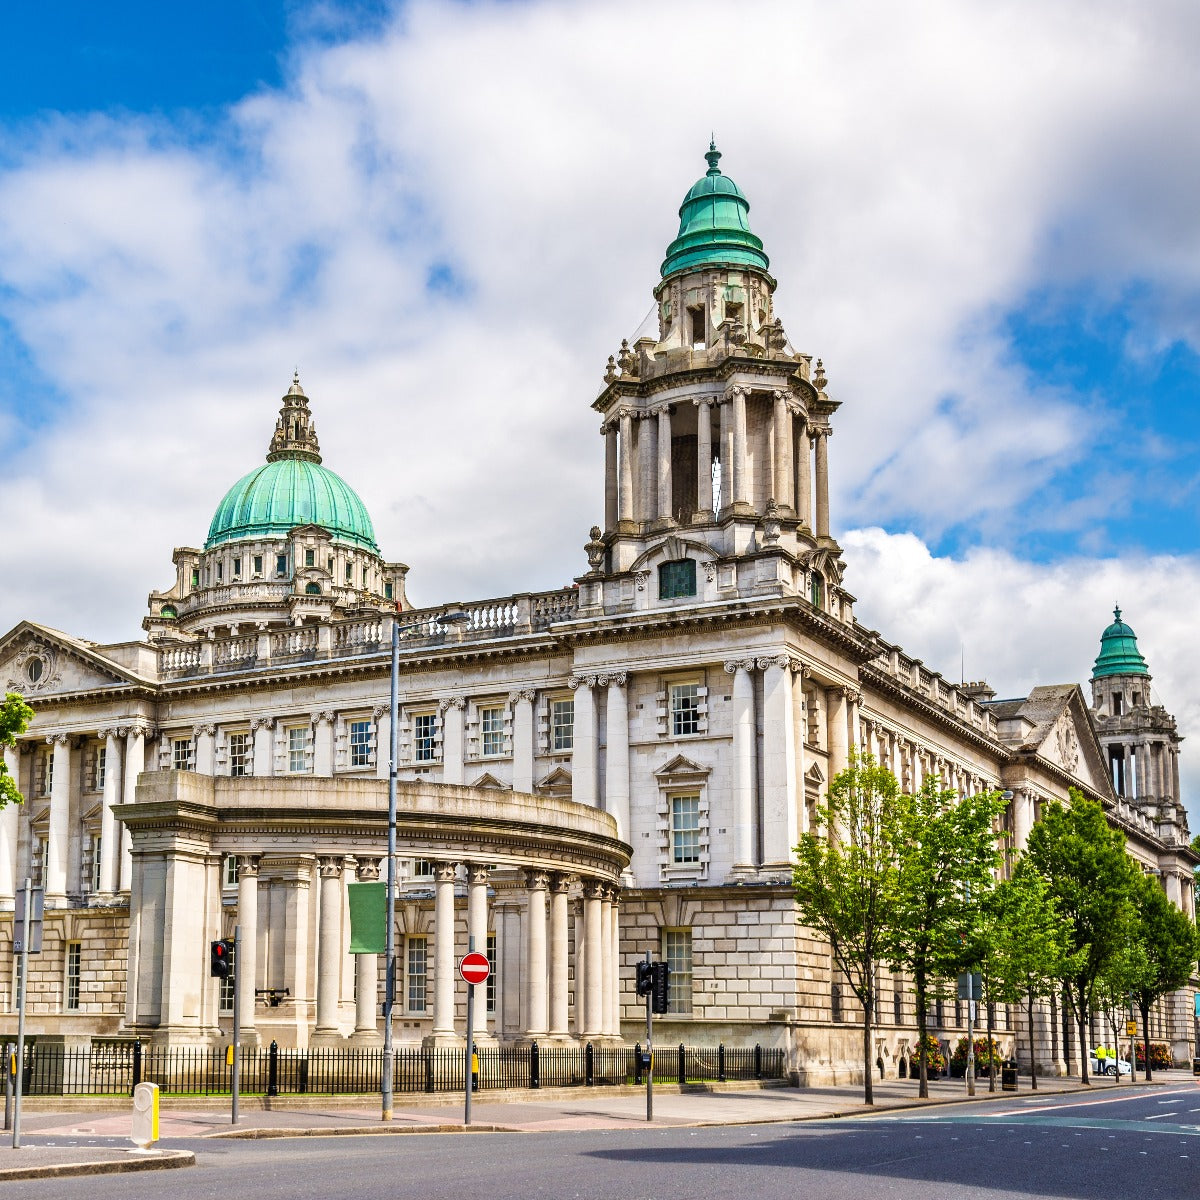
[[1092, 606, 1149, 678], [660, 143, 771, 281], [205, 375, 379, 554]]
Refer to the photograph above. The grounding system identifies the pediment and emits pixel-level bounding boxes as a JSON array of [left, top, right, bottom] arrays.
[[535, 766, 572, 796], [1023, 684, 1114, 799], [805, 762, 826, 784], [653, 754, 711, 780], [0, 623, 146, 700], [629, 534, 717, 576], [471, 772, 509, 791]]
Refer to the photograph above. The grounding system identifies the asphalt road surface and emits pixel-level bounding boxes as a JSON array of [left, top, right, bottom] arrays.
[[8, 1084, 1199, 1200]]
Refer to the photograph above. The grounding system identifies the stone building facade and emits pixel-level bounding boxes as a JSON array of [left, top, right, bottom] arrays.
[[0, 146, 1195, 1077]]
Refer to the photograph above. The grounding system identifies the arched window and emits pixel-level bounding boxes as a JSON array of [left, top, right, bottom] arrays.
[[659, 559, 696, 600], [160, 605, 177, 619], [305, 582, 321, 596], [810, 571, 824, 609]]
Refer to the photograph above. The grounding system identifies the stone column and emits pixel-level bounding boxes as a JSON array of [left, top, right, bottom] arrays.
[[510, 690, 535, 793], [45, 734, 72, 903], [814, 427, 831, 537], [720, 399, 733, 511], [548, 873, 571, 1039], [466, 863, 491, 1038], [431, 863, 458, 1040], [194, 724, 216, 774], [251, 717, 274, 778], [311, 712, 335, 776], [604, 674, 630, 842], [827, 687, 849, 782], [731, 386, 749, 507], [772, 391, 794, 510], [608, 888, 621, 1037], [440, 697, 465, 785], [600, 887, 614, 1037], [695, 398, 714, 518], [618, 410, 634, 524], [524, 870, 549, 1040], [237, 855, 261, 1044], [638, 412, 657, 524], [796, 420, 812, 528], [582, 880, 604, 1040], [313, 856, 345, 1040], [570, 675, 597, 808], [98, 728, 124, 895], [656, 406, 673, 521], [604, 423, 619, 531], [352, 858, 382, 1041], [120, 726, 147, 891], [0, 745, 19, 902], [761, 656, 798, 870], [726, 660, 756, 873], [573, 899, 587, 1038]]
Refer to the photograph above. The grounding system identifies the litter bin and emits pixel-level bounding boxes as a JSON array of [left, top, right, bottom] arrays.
[[1001, 1060, 1018, 1092]]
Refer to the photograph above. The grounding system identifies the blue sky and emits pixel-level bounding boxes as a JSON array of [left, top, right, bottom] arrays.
[[1, 0, 1199, 817]]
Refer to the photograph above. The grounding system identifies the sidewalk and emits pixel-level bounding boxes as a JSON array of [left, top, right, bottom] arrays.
[[1, 1070, 1188, 1180]]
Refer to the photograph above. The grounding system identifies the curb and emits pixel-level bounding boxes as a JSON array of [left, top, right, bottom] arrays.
[[0, 1149, 195, 1181]]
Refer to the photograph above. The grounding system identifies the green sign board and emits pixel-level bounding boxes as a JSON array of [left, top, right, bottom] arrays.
[[347, 881, 386, 954]]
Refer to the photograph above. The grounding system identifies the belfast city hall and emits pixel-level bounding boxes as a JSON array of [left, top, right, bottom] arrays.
[[1, 146, 1195, 1082]]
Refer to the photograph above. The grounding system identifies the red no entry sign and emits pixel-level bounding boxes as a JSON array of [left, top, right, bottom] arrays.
[[459, 951, 490, 985]]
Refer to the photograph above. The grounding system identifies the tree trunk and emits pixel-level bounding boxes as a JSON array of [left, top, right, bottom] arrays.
[[915, 975, 929, 1099], [1025, 991, 1038, 1090], [986, 992, 996, 1092], [1073, 987, 1090, 1085], [1141, 1002, 1152, 1083], [862, 986, 874, 1105]]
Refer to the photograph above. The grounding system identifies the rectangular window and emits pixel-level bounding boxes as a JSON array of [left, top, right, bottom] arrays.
[[228, 732, 251, 778], [413, 713, 437, 763], [39, 751, 53, 796], [345, 562, 354, 583], [663, 929, 693, 1015], [95, 745, 107, 791], [191, 568, 200, 588], [669, 682, 701, 737], [287, 727, 308, 773], [486, 934, 497, 1015], [172, 737, 194, 771], [407, 937, 428, 1013], [479, 707, 504, 758], [550, 698, 574, 752], [276, 554, 288, 576], [349, 720, 373, 768], [216, 561, 223, 582], [90, 837, 103, 892], [412, 859, 434, 879], [219, 973, 235, 1013], [232, 557, 242, 579], [384, 582, 393, 600], [31, 838, 44, 888], [304, 548, 315, 567], [223, 854, 240, 889], [670, 794, 701, 863], [689, 306, 705, 349], [659, 559, 697, 600], [65, 941, 81, 1011]]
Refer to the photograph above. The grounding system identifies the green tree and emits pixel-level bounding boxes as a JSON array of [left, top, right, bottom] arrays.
[[0, 692, 34, 809], [1130, 872, 1199, 1081], [1025, 790, 1139, 1084], [793, 753, 898, 1105], [987, 864, 1075, 1090], [884, 777, 1007, 1098]]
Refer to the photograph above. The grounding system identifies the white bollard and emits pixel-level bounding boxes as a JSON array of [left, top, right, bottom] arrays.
[[130, 1082, 160, 1150]]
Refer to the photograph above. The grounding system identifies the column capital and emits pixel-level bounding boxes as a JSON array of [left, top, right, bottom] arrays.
[[756, 654, 791, 672], [773, 388, 792, 405], [318, 855, 345, 878], [355, 856, 381, 881], [465, 863, 491, 887], [433, 861, 458, 884], [596, 671, 627, 688], [508, 688, 537, 706], [725, 384, 750, 402], [97, 726, 122, 741], [46, 733, 71, 747], [249, 716, 276, 733], [723, 658, 757, 675], [524, 869, 550, 891], [237, 854, 261, 877], [371, 705, 387, 722], [313, 710, 336, 726], [548, 871, 575, 894], [438, 694, 465, 713], [126, 723, 155, 741], [582, 878, 606, 901], [692, 394, 715, 409], [568, 673, 597, 691], [812, 422, 832, 439]]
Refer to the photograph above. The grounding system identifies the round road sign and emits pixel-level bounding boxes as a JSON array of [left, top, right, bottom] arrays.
[[459, 951, 490, 985]]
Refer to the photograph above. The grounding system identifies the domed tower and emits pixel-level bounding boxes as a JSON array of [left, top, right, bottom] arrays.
[[584, 145, 850, 622], [144, 375, 410, 638], [1090, 606, 1187, 843]]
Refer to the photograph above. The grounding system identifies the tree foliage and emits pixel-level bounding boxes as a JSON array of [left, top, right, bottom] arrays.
[[0, 692, 33, 810], [792, 753, 898, 1105], [1025, 790, 1139, 1084], [883, 778, 1007, 1098]]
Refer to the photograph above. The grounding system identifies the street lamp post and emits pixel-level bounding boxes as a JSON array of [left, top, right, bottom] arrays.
[[381, 606, 472, 1121]]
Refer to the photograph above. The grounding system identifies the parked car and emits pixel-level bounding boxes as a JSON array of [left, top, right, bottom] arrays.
[[1088, 1054, 1131, 1076]]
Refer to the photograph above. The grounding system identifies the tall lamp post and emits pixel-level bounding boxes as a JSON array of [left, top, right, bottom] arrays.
[[382, 606, 472, 1121]]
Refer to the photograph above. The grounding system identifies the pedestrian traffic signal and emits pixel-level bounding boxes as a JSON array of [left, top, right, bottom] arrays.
[[636, 960, 654, 996], [210, 938, 234, 979], [651, 961, 670, 1014]]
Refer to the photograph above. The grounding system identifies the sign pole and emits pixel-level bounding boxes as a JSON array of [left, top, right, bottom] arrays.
[[966, 972, 976, 1098], [12, 877, 31, 1150], [645, 951, 653, 1123], [465, 936, 475, 1127], [231, 924, 241, 1124]]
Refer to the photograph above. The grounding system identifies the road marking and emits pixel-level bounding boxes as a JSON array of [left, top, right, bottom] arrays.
[[1146, 1113, 1178, 1120]]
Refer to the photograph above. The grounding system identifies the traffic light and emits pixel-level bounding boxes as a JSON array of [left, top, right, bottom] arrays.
[[651, 961, 670, 1014], [210, 938, 235, 979], [636, 960, 654, 996]]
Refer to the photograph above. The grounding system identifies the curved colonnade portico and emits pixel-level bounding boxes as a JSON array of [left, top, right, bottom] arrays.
[[119, 772, 629, 1047]]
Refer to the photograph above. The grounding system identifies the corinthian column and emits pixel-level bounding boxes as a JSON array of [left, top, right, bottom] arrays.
[[431, 862, 458, 1040], [570, 676, 597, 808], [604, 674, 630, 842], [761, 656, 798, 870], [814, 427, 831, 537], [45, 735, 72, 903], [796, 419, 812, 528], [0, 745, 18, 902], [313, 856, 345, 1041], [772, 391, 794, 510], [466, 863, 491, 1039], [604, 423, 619, 531], [618, 410, 634, 524], [582, 880, 604, 1040], [548, 873, 571, 1039], [730, 386, 749, 507], [726, 661, 756, 874], [352, 857, 382, 1042], [120, 726, 147, 891], [656, 406, 673, 521], [524, 870, 549, 1040], [695, 398, 714, 519], [237, 855, 260, 1043], [98, 728, 124, 895]]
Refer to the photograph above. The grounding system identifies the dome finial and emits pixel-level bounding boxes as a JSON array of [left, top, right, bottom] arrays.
[[1113, 603, 1122, 623], [705, 139, 722, 176]]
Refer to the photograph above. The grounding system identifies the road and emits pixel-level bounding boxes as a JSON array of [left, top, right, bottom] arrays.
[[6, 1083, 1199, 1199]]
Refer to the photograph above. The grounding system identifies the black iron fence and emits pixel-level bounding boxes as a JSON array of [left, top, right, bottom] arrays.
[[4, 1039, 785, 1098]]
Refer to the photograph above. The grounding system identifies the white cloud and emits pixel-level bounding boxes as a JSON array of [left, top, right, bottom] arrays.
[[1, 0, 1199, 820]]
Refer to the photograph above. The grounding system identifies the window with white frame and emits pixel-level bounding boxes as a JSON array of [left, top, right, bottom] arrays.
[[94, 744, 107, 792], [286, 726, 309, 773], [413, 712, 437, 763], [411, 859, 434, 881], [65, 941, 81, 1011], [172, 737, 194, 771], [550, 697, 574, 753], [31, 837, 44, 888], [37, 750, 52, 796], [223, 854, 240, 890], [348, 719, 373, 769], [407, 936, 428, 1012], [228, 732, 251, 777], [670, 794, 701, 864], [662, 928, 692, 1015], [219, 972, 235, 1013], [90, 837, 103, 892], [486, 933, 497, 1015], [479, 706, 505, 758], [669, 681, 702, 737]]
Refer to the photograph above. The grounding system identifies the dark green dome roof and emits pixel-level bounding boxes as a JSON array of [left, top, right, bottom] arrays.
[[659, 143, 771, 281], [205, 375, 379, 554], [1092, 606, 1149, 678]]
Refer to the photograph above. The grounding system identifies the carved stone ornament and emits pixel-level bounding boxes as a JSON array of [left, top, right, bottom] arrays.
[[315, 711, 336, 726], [761, 499, 781, 547], [723, 659, 756, 675], [700, 560, 717, 583], [371, 706, 386, 722], [438, 695, 465, 712], [584, 526, 606, 573], [7, 643, 61, 695], [595, 671, 627, 688], [1055, 716, 1081, 774], [756, 655, 791, 671], [250, 716, 276, 733], [192, 724, 216, 739], [634, 571, 649, 592], [507, 688, 537, 707], [567, 674, 596, 691], [604, 355, 618, 384], [813, 358, 828, 391]]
